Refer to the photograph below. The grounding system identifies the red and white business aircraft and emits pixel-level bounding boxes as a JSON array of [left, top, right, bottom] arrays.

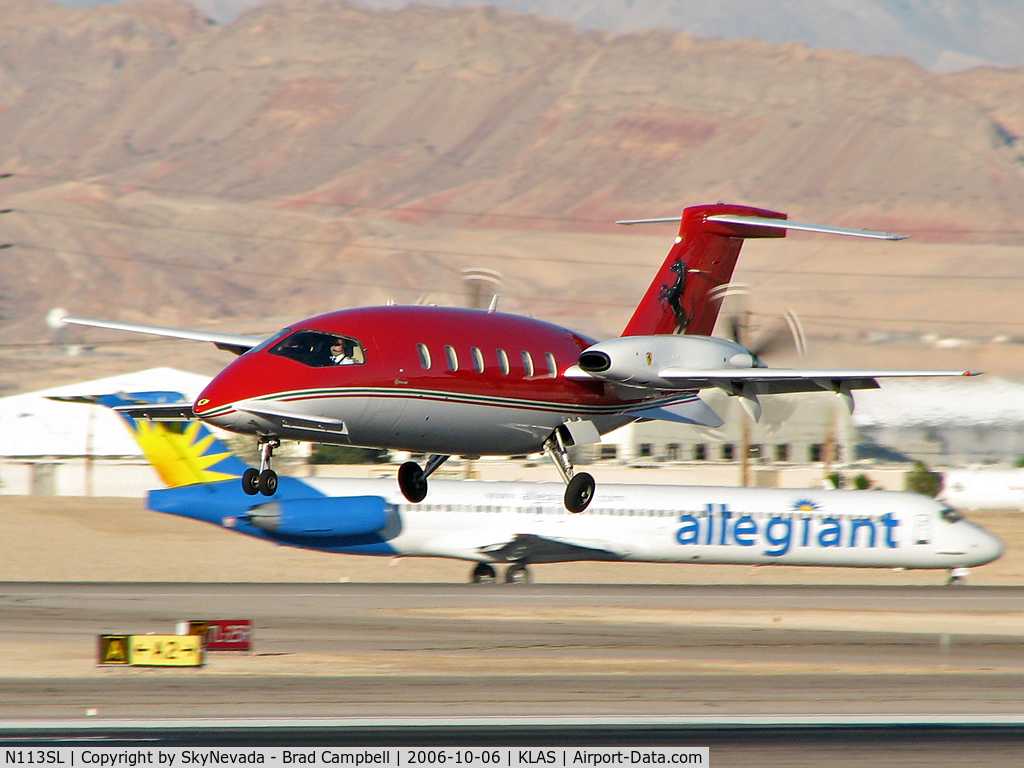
[[63, 203, 976, 512]]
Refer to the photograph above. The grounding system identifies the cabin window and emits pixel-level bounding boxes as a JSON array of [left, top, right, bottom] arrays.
[[545, 352, 558, 378], [497, 348, 510, 375], [809, 444, 824, 462], [599, 445, 618, 461], [471, 347, 485, 373], [417, 343, 431, 370], [694, 444, 707, 461], [639, 443, 653, 458], [521, 351, 535, 377], [445, 345, 459, 372], [268, 330, 365, 368], [666, 444, 680, 461], [721, 443, 735, 461], [775, 444, 790, 462]]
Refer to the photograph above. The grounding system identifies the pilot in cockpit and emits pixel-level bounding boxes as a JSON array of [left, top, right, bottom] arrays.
[[330, 338, 356, 365]]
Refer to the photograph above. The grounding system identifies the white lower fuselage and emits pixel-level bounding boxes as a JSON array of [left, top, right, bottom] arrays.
[[295, 478, 1003, 570]]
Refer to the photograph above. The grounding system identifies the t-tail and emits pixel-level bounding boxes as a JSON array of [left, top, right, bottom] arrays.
[[47, 391, 250, 487], [618, 203, 907, 337]]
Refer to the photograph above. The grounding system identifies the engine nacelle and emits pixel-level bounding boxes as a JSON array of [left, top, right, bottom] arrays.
[[248, 495, 391, 539], [577, 335, 759, 387]]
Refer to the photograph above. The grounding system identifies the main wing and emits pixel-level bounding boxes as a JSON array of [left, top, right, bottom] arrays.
[[61, 316, 265, 355], [566, 334, 979, 421], [479, 533, 626, 564]]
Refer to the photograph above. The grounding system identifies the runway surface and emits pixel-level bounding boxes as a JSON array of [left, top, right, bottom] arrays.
[[3, 583, 1024, 765]]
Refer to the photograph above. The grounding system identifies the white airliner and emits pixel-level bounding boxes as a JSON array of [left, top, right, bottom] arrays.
[[941, 468, 1024, 511], [57, 391, 1006, 585]]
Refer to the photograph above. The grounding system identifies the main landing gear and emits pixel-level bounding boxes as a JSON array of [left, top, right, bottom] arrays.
[[242, 437, 280, 497], [398, 454, 450, 503], [544, 429, 595, 513], [469, 562, 531, 584]]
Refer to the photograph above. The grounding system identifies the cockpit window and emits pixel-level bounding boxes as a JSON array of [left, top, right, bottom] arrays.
[[268, 330, 366, 368], [940, 505, 963, 523], [246, 327, 292, 356]]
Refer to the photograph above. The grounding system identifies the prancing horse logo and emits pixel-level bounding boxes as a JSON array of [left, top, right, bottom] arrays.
[[658, 259, 691, 333]]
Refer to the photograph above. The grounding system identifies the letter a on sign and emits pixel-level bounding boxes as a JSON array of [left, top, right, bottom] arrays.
[[98, 634, 130, 665]]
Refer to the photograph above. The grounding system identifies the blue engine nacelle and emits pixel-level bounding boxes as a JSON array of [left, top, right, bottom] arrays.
[[247, 496, 391, 539]]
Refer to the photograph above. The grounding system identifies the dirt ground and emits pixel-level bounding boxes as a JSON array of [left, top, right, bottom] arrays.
[[0, 496, 1019, 585]]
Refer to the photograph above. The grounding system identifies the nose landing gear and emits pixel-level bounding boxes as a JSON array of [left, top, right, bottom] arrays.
[[398, 453, 450, 503], [243, 436, 280, 496], [544, 429, 595, 513]]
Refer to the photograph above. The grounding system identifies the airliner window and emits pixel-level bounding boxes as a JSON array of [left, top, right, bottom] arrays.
[[268, 330, 365, 367], [471, 347, 485, 373], [497, 348, 510, 375], [417, 343, 431, 370], [940, 506, 963, 522]]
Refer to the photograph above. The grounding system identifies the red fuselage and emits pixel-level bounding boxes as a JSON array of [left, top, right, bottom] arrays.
[[193, 306, 677, 456]]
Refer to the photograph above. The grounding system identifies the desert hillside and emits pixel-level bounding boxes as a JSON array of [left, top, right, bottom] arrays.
[[2, 0, 1024, 393]]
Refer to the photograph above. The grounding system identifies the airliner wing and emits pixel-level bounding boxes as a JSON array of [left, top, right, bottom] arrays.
[[61, 316, 265, 355], [479, 533, 625, 563]]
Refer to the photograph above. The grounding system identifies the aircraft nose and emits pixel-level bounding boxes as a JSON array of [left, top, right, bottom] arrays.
[[969, 522, 1005, 566], [193, 372, 243, 427], [981, 529, 1005, 563]]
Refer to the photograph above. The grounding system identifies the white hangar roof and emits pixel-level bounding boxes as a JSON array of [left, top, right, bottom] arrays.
[[0, 368, 211, 457]]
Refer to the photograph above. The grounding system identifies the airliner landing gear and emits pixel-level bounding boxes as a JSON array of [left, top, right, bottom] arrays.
[[398, 454, 450, 503], [504, 563, 530, 584], [243, 437, 280, 496], [543, 430, 595, 513], [471, 562, 496, 584], [947, 567, 970, 586]]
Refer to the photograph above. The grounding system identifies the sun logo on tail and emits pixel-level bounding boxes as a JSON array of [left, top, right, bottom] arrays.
[[133, 420, 242, 487]]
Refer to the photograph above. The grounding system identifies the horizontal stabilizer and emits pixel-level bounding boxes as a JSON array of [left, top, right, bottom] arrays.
[[114, 403, 196, 422], [616, 214, 907, 241], [62, 316, 264, 355]]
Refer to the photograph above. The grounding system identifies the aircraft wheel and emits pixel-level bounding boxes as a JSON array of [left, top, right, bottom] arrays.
[[258, 469, 278, 496], [504, 564, 530, 584], [398, 461, 428, 503], [564, 472, 595, 513], [471, 563, 497, 584], [242, 468, 260, 496]]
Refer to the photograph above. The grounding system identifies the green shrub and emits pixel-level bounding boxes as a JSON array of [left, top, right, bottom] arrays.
[[853, 474, 872, 490], [904, 461, 941, 497]]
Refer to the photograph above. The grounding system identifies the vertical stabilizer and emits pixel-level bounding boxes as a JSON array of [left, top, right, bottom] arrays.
[[621, 203, 787, 337], [49, 391, 250, 487]]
